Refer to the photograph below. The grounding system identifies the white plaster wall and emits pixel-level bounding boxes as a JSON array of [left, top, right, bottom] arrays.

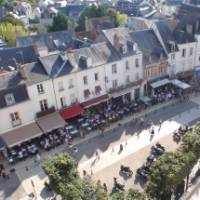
[[0, 100, 35, 134]]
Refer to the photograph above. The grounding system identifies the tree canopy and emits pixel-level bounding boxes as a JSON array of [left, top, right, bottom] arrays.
[[0, 22, 28, 46], [48, 12, 69, 32], [76, 5, 127, 31], [145, 124, 200, 200]]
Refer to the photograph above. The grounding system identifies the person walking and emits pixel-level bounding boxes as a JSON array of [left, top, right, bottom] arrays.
[[119, 144, 123, 152], [96, 150, 100, 160], [158, 120, 162, 132], [103, 183, 108, 193]]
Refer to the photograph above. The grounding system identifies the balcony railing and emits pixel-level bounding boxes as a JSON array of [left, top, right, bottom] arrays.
[[109, 79, 143, 94]]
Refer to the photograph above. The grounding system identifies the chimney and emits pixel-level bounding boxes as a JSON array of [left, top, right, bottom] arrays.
[[17, 65, 27, 79], [32, 45, 39, 56]]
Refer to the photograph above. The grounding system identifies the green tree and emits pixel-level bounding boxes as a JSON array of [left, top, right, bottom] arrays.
[[95, 180, 109, 200], [126, 188, 147, 200], [2, 14, 24, 26], [0, 22, 28, 46], [48, 12, 69, 32], [111, 191, 125, 200], [82, 175, 95, 200], [76, 5, 127, 31], [145, 123, 200, 200], [42, 153, 83, 200]]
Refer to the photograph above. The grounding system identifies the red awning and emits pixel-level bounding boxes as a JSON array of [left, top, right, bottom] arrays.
[[82, 94, 108, 108], [95, 85, 102, 92], [60, 105, 84, 120], [84, 89, 90, 96]]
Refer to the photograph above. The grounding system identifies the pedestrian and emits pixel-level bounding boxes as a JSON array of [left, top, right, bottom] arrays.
[[103, 183, 108, 193], [83, 170, 87, 176], [120, 144, 123, 152], [158, 120, 162, 131], [35, 153, 41, 164], [96, 150, 100, 160]]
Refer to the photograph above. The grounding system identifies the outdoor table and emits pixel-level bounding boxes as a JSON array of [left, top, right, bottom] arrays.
[[81, 122, 89, 127], [77, 118, 84, 123], [65, 125, 74, 130], [70, 129, 78, 135]]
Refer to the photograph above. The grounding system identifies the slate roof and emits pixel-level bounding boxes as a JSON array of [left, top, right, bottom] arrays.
[[17, 30, 76, 52], [68, 42, 119, 69], [174, 30, 196, 44], [0, 84, 29, 109], [130, 29, 167, 63], [23, 61, 50, 85], [0, 46, 38, 70], [0, 71, 24, 90], [101, 27, 137, 57], [155, 21, 179, 53], [39, 54, 73, 78], [102, 27, 132, 47], [90, 16, 115, 30]]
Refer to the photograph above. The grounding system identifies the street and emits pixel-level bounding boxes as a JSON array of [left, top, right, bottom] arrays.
[[1, 95, 200, 200]]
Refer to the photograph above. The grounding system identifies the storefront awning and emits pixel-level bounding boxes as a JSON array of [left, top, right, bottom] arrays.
[[0, 122, 42, 147], [171, 79, 191, 89], [82, 94, 108, 108], [37, 112, 66, 133], [60, 105, 84, 120], [150, 78, 170, 89]]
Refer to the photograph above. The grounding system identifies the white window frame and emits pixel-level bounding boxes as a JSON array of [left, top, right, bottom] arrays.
[[83, 76, 88, 85], [40, 99, 48, 111], [112, 64, 117, 74], [112, 80, 118, 88], [58, 81, 64, 92], [5, 93, 15, 106], [94, 73, 99, 81], [37, 84, 44, 94]]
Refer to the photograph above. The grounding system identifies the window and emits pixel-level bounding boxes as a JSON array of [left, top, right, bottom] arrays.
[[171, 53, 175, 60], [10, 112, 20, 122], [37, 84, 44, 94], [70, 93, 76, 104], [182, 49, 186, 57], [58, 81, 64, 92], [126, 76, 130, 84], [135, 58, 139, 67], [10, 112, 21, 126], [190, 47, 193, 56], [94, 73, 99, 81], [84, 89, 90, 99], [83, 76, 88, 85], [68, 79, 74, 89], [40, 99, 48, 111], [5, 93, 15, 106], [112, 80, 118, 88], [60, 97, 66, 108], [199, 56, 200, 62], [112, 64, 117, 74], [125, 61, 129, 70], [135, 72, 139, 80]]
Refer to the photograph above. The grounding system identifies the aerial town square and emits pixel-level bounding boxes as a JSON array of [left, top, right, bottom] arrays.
[[2, 0, 200, 200]]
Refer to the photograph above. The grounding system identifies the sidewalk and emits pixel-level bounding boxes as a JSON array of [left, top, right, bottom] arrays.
[[78, 102, 200, 175], [2, 95, 200, 200]]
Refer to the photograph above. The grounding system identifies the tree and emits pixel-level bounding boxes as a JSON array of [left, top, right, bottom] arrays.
[[126, 188, 147, 200], [95, 180, 109, 200], [82, 175, 95, 200], [0, 22, 28, 46], [76, 5, 127, 31], [48, 12, 69, 32], [145, 123, 200, 200], [42, 153, 83, 200], [2, 14, 24, 26]]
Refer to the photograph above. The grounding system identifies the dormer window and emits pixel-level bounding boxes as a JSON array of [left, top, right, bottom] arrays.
[[133, 43, 138, 52], [5, 93, 15, 106], [122, 44, 127, 54]]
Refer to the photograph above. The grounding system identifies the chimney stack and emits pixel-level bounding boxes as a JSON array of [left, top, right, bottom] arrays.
[[17, 65, 26, 79]]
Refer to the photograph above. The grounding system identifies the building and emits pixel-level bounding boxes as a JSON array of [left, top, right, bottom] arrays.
[[16, 30, 77, 56]]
